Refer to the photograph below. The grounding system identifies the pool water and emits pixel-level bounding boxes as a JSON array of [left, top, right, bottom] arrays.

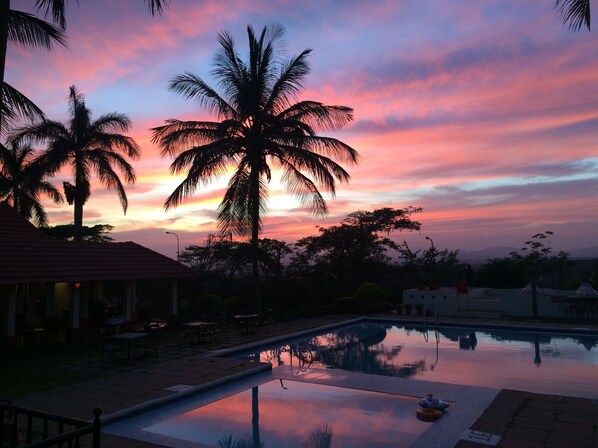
[[105, 321, 598, 447], [139, 378, 431, 447], [236, 322, 598, 398]]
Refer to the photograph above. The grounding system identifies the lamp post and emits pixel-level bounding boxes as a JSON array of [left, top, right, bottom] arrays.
[[165, 231, 180, 261], [425, 236, 436, 284], [425, 236, 435, 249]]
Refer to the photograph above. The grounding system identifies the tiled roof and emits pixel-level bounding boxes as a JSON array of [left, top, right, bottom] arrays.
[[0, 202, 194, 284]]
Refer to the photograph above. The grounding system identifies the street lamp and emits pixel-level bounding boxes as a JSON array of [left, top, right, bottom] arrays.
[[425, 236, 436, 283], [165, 231, 180, 261], [425, 236, 435, 248]]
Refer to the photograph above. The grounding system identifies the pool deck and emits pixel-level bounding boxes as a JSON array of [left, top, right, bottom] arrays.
[[9, 314, 598, 447]]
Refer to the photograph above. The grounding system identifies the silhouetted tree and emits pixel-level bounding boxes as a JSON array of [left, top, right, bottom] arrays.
[[0, 139, 62, 225], [41, 223, 114, 242], [152, 24, 357, 312], [294, 207, 421, 289], [1, 0, 168, 132], [14, 85, 140, 240]]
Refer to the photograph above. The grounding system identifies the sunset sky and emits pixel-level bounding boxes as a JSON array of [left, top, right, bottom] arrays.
[[6, 0, 598, 259]]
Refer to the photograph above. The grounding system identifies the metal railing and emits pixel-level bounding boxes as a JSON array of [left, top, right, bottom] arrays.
[[0, 400, 101, 448]]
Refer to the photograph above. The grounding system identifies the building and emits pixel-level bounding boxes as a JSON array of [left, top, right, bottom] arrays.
[[0, 202, 194, 345]]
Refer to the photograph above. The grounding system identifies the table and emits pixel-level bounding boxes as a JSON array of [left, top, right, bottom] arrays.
[[182, 321, 215, 344], [111, 332, 149, 359], [234, 314, 259, 335]]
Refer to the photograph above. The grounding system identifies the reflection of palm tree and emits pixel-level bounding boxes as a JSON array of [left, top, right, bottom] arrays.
[[152, 24, 357, 312], [534, 334, 542, 366], [252, 386, 261, 448], [15, 85, 140, 240], [302, 425, 333, 448], [0, 139, 62, 225]]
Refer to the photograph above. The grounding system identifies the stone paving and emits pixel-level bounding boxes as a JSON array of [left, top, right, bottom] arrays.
[[8, 314, 598, 447]]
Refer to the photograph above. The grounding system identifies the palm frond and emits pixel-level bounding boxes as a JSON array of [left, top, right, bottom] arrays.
[[8, 9, 67, 49], [1, 83, 45, 134], [266, 49, 312, 112], [151, 119, 224, 156], [169, 72, 235, 119], [555, 0, 591, 31], [281, 101, 354, 132], [145, 0, 169, 16], [34, 0, 71, 29]]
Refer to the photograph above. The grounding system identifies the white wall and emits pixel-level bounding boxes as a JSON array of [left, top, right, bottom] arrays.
[[403, 286, 578, 318]]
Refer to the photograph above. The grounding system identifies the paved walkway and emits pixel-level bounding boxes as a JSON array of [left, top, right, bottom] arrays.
[[9, 315, 598, 447]]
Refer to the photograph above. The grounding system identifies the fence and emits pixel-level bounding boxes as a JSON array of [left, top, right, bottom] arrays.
[[0, 400, 101, 448]]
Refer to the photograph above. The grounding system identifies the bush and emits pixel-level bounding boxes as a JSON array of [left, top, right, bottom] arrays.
[[355, 282, 387, 303], [222, 295, 250, 316], [193, 293, 222, 320]]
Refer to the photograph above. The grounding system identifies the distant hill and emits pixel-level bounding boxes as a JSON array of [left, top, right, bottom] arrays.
[[458, 246, 598, 263], [458, 247, 518, 262], [569, 246, 598, 259]]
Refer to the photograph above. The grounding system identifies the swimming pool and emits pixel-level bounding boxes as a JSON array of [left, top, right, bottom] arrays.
[[232, 320, 598, 398], [104, 319, 598, 447]]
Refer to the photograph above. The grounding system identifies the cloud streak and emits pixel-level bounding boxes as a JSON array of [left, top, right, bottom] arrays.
[[5, 0, 597, 258]]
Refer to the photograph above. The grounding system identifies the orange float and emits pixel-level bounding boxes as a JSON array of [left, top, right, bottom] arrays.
[[416, 407, 443, 422]]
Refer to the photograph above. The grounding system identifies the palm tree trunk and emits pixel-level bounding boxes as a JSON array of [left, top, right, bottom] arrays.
[[73, 161, 84, 241], [250, 165, 261, 314], [0, 0, 10, 130]]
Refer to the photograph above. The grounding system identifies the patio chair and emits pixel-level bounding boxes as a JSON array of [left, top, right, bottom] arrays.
[[175, 325, 196, 347], [133, 331, 159, 360], [100, 334, 125, 363]]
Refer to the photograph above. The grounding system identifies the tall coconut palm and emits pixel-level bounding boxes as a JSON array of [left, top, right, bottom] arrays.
[[0, 139, 62, 226], [1, 0, 168, 132], [0, 1, 66, 132], [14, 85, 140, 240], [556, 0, 591, 31], [152, 24, 358, 311]]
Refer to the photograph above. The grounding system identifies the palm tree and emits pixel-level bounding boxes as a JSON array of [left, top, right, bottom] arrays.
[[1, 0, 169, 132], [14, 85, 140, 240], [0, 139, 62, 226], [152, 24, 358, 311], [556, 0, 591, 31], [0, 1, 66, 132]]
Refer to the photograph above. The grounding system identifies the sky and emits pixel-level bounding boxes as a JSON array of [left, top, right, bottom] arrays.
[[6, 0, 598, 259]]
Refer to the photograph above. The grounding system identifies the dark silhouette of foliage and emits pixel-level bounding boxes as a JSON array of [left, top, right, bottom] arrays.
[[475, 232, 573, 289], [40, 223, 114, 242], [555, 0, 591, 31], [152, 24, 357, 312], [0, 139, 62, 225], [14, 85, 140, 240], [294, 207, 422, 289]]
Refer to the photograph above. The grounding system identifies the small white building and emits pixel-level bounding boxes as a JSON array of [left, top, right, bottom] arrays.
[[402, 283, 594, 319]]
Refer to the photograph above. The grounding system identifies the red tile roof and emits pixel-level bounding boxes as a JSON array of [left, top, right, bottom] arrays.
[[0, 202, 194, 284]]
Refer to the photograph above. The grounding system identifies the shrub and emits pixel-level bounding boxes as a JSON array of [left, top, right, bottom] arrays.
[[355, 282, 387, 303], [194, 293, 222, 320], [223, 295, 250, 316]]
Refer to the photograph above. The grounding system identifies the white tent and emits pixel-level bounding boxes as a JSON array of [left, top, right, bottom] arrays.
[[575, 281, 598, 297]]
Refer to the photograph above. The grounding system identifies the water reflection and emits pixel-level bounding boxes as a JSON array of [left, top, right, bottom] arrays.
[[246, 323, 598, 397], [147, 380, 430, 448]]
